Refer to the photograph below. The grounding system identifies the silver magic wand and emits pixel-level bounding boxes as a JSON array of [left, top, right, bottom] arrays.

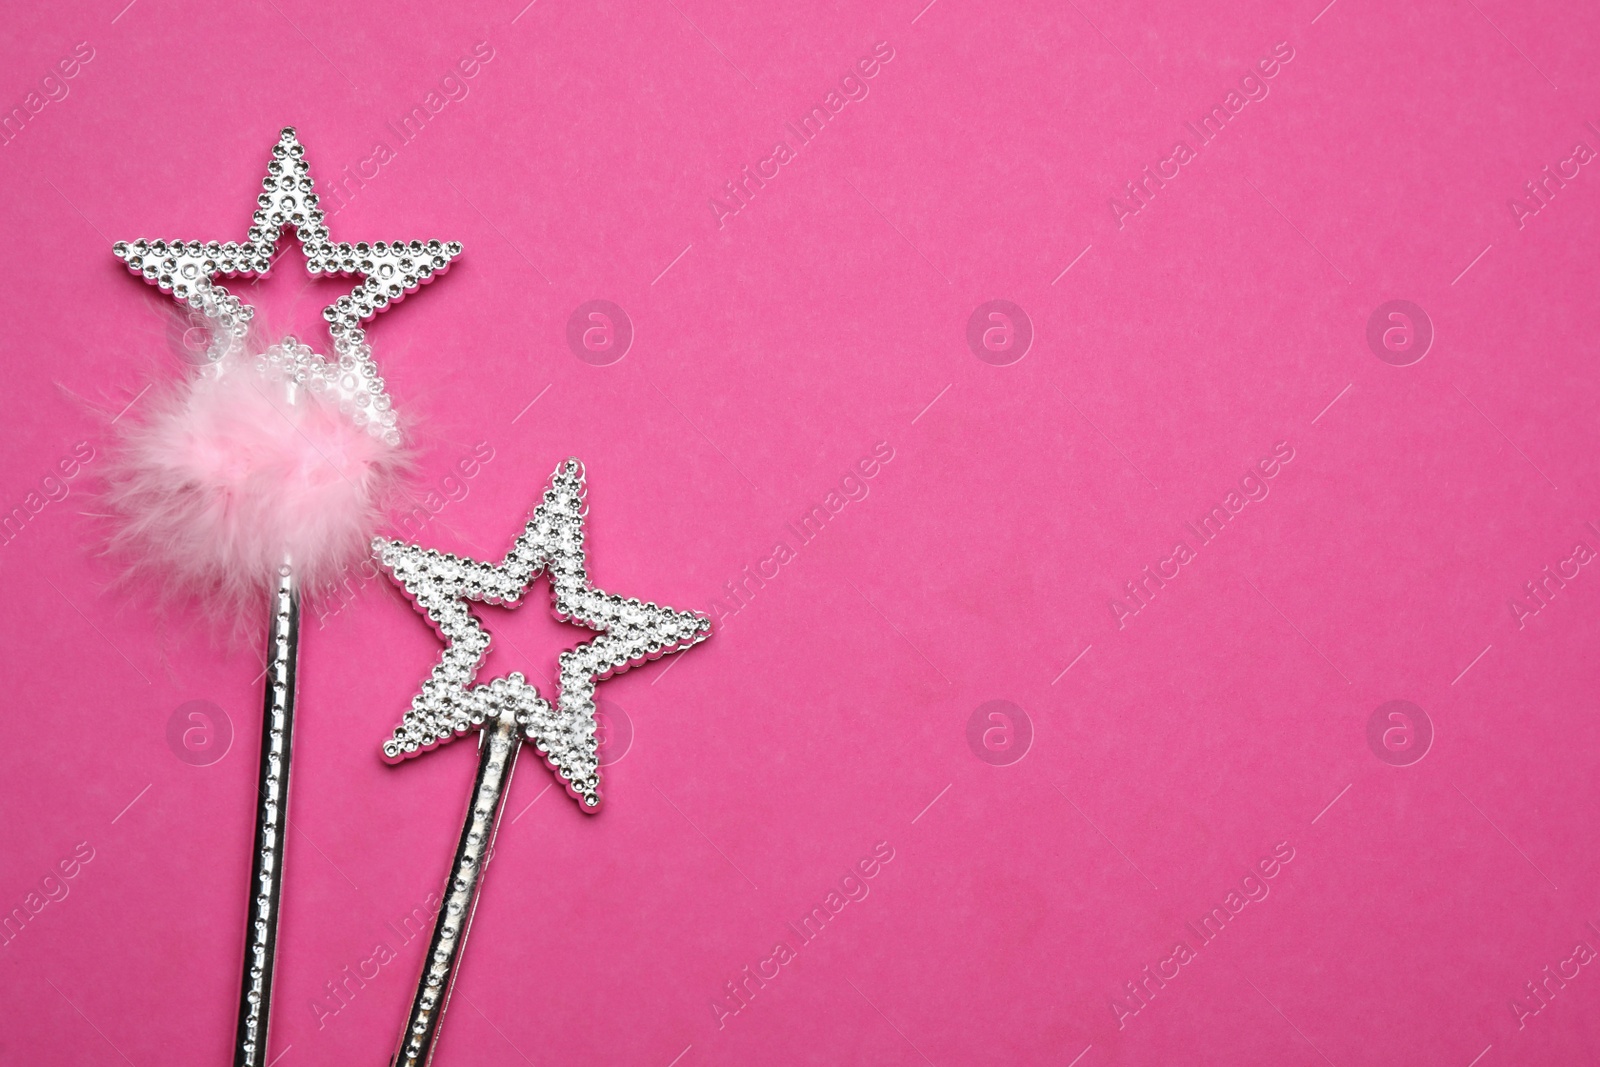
[[108, 127, 461, 1065], [371, 458, 711, 1066]]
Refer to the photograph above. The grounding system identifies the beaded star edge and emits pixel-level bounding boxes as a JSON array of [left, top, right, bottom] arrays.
[[372, 459, 712, 811]]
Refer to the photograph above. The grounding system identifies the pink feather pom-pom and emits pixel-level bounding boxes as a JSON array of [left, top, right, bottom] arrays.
[[102, 344, 409, 627]]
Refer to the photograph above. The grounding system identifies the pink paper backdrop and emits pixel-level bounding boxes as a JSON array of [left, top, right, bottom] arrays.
[[3, 0, 1600, 1064]]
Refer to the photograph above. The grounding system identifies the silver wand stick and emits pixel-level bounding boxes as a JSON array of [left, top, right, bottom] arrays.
[[235, 562, 300, 1066], [393, 704, 522, 1067]]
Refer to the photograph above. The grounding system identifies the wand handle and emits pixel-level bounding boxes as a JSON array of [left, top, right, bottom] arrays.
[[235, 564, 299, 1066], [393, 708, 522, 1067]]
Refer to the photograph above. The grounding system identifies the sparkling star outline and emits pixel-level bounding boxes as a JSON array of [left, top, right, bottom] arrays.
[[110, 126, 461, 427], [372, 458, 712, 811]]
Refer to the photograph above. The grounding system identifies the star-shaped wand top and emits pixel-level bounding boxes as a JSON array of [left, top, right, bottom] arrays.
[[110, 126, 461, 447], [372, 459, 712, 810]]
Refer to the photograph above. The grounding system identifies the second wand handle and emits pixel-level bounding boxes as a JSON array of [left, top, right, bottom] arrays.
[[393, 708, 522, 1067]]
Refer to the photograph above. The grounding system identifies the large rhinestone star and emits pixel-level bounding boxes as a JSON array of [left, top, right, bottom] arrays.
[[110, 126, 461, 448], [372, 459, 712, 811]]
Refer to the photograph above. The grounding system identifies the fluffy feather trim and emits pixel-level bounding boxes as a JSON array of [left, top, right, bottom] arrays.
[[102, 344, 409, 625]]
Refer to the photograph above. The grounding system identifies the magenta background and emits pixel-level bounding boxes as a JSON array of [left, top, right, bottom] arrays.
[[4, 0, 1600, 1064]]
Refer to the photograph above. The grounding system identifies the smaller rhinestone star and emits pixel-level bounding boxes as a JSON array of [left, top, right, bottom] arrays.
[[372, 458, 711, 810]]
